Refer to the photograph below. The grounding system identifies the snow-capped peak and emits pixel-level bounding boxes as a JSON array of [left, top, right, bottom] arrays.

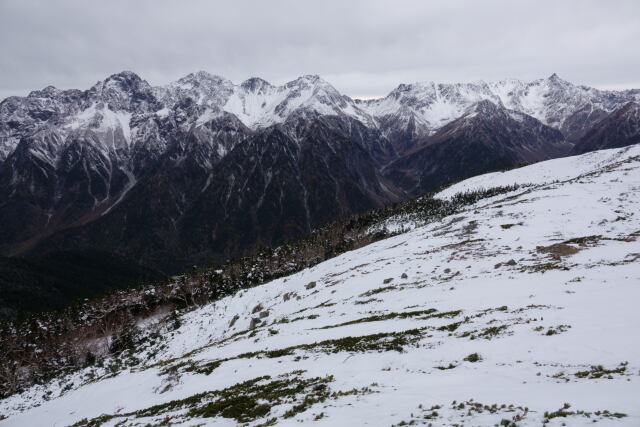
[[86, 71, 158, 114], [240, 77, 274, 93], [94, 70, 146, 95], [467, 98, 503, 115], [27, 85, 61, 98], [176, 70, 232, 87], [159, 73, 372, 130], [546, 72, 570, 86]]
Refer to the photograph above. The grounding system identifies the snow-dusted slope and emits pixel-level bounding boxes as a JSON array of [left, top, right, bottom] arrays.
[[2, 148, 640, 425]]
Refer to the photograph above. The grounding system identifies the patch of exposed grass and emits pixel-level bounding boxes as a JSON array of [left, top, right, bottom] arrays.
[[574, 362, 627, 379], [437, 321, 464, 332], [72, 371, 374, 426], [276, 314, 319, 324], [434, 363, 457, 370], [543, 403, 627, 423], [520, 262, 569, 273], [442, 238, 485, 250], [271, 328, 426, 355], [478, 325, 509, 339], [359, 286, 397, 297], [463, 353, 482, 363], [393, 400, 530, 426], [562, 235, 602, 245], [543, 324, 571, 336], [166, 328, 429, 378], [184, 359, 221, 376], [354, 298, 381, 305], [500, 223, 522, 229], [318, 308, 461, 329]]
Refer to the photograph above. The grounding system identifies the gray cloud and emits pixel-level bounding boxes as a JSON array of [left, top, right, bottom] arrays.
[[1, 0, 639, 99]]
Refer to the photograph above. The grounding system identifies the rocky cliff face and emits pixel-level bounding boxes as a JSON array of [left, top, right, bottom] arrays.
[[571, 102, 640, 154]]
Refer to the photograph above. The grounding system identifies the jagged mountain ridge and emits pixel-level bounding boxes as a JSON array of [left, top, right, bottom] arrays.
[[3, 71, 639, 163], [1, 71, 638, 272], [357, 73, 640, 142]]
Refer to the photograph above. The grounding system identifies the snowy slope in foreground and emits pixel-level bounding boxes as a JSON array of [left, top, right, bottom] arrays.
[[2, 146, 640, 426]]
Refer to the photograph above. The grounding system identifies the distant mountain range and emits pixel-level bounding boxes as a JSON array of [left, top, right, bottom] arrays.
[[1, 71, 639, 273]]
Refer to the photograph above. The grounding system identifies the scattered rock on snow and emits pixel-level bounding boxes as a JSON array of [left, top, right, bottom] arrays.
[[229, 314, 240, 328]]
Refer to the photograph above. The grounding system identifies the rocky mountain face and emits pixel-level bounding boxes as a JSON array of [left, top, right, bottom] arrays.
[[0, 71, 638, 272], [571, 101, 640, 154], [382, 100, 568, 195]]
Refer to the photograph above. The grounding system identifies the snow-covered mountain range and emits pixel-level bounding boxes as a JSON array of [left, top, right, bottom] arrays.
[[2, 71, 638, 162], [2, 143, 639, 426], [1, 72, 639, 273], [357, 73, 640, 136]]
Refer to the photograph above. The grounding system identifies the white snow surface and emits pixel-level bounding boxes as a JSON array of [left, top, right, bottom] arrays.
[[2, 146, 640, 426]]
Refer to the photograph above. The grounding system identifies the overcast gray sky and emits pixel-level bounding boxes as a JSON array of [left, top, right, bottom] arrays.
[[1, 0, 639, 100]]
